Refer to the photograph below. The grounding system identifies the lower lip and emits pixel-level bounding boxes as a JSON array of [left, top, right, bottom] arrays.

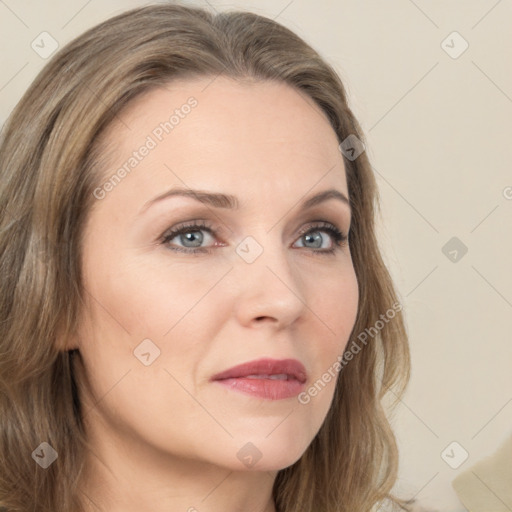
[[214, 377, 305, 400]]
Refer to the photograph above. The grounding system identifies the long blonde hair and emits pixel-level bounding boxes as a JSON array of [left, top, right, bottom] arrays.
[[0, 4, 411, 511]]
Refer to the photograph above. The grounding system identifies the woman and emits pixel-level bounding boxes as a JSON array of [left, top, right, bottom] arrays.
[[0, 4, 411, 511]]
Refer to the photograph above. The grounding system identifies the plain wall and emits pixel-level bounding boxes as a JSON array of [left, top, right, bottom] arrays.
[[1, 1, 511, 510]]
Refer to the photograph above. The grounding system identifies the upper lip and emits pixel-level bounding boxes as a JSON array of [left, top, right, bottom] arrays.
[[211, 358, 307, 383]]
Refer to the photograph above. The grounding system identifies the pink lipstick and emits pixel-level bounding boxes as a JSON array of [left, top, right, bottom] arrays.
[[211, 358, 307, 400]]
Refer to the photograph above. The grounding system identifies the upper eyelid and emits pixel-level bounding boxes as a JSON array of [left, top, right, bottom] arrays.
[[162, 220, 216, 237], [155, 200, 350, 228], [164, 219, 344, 232], [162, 207, 349, 232]]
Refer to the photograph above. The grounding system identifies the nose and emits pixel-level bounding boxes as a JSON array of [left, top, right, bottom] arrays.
[[231, 235, 307, 330]]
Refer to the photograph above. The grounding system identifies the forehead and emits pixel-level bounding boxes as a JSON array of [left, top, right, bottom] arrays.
[[96, 76, 348, 205]]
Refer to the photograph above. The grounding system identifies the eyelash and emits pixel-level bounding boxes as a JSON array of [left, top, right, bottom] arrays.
[[160, 220, 348, 256]]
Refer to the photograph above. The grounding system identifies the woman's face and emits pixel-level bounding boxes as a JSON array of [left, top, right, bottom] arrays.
[[75, 76, 359, 472]]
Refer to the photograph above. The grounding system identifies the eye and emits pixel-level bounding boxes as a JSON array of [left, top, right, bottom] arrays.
[[160, 220, 348, 255], [160, 221, 219, 254], [293, 222, 348, 255]]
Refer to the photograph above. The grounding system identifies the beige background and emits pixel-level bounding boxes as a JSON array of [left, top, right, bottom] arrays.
[[1, 1, 511, 510]]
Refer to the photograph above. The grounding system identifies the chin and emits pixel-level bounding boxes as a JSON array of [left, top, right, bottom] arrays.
[[221, 433, 312, 472]]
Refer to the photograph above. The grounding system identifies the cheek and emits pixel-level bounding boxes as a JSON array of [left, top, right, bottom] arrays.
[[309, 261, 359, 347], [75, 257, 223, 452], [84, 252, 233, 341], [76, 253, 235, 413], [298, 261, 358, 406]]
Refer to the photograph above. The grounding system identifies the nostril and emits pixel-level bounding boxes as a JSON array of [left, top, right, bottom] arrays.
[[254, 316, 275, 323]]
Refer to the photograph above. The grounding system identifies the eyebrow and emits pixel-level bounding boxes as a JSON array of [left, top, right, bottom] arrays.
[[140, 187, 350, 214]]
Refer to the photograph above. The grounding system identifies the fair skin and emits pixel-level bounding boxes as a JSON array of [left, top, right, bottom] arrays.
[[71, 76, 359, 512]]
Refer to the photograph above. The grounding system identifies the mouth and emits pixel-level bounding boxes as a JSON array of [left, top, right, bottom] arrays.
[[210, 358, 307, 400]]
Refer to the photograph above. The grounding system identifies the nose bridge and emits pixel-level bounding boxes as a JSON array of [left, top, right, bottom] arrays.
[[231, 229, 306, 325]]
